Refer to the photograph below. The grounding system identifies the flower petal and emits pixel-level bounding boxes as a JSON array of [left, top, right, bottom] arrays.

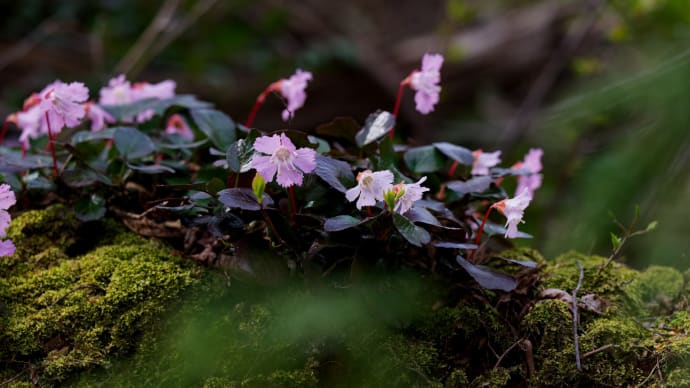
[[253, 134, 282, 155], [251, 155, 277, 183]]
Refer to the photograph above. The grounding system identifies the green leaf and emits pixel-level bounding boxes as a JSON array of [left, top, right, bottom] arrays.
[[113, 127, 155, 160], [127, 163, 175, 174], [218, 188, 272, 211], [433, 142, 474, 165], [71, 128, 117, 145], [315, 117, 360, 141], [252, 173, 266, 203], [324, 215, 366, 232], [645, 220, 658, 232], [61, 167, 112, 187], [191, 108, 236, 151], [446, 176, 493, 196], [75, 194, 106, 222], [393, 213, 431, 247], [610, 232, 622, 251], [404, 145, 445, 173], [307, 135, 330, 153], [355, 110, 395, 147], [456, 255, 517, 291], [313, 154, 355, 193]]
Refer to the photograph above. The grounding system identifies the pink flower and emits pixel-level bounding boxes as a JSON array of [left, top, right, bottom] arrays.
[[84, 102, 115, 132], [393, 177, 429, 215], [165, 114, 194, 141], [250, 133, 317, 188], [280, 69, 313, 121], [410, 53, 443, 114], [515, 148, 543, 199], [0, 240, 15, 257], [132, 80, 176, 100], [99, 75, 134, 105], [0, 184, 16, 239], [471, 150, 501, 175], [492, 189, 531, 238], [15, 106, 43, 147], [346, 170, 394, 209], [39, 81, 89, 132]]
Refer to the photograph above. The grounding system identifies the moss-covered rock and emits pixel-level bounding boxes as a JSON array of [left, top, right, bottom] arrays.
[[0, 206, 202, 386]]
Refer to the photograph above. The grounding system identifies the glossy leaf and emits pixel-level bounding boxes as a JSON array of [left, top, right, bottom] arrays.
[[127, 163, 176, 174], [218, 188, 272, 211], [315, 117, 360, 140], [102, 95, 211, 121], [433, 242, 478, 249], [75, 194, 106, 222], [71, 128, 117, 145], [404, 145, 445, 173], [456, 255, 517, 291], [446, 176, 493, 196], [62, 167, 112, 187], [314, 154, 355, 193], [113, 127, 155, 160], [355, 110, 395, 147], [496, 257, 539, 268], [191, 108, 236, 151], [433, 142, 473, 165], [393, 213, 431, 247], [226, 137, 256, 173], [404, 207, 443, 227], [324, 215, 367, 232]]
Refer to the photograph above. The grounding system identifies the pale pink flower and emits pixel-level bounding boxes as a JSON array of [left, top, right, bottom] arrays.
[[132, 80, 176, 100], [39, 81, 89, 132], [492, 189, 531, 238], [280, 69, 313, 121], [0, 240, 15, 257], [0, 184, 16, 239], [84, 102, 115, 132], [346, 170, 394, 210], [99, 75, 134, 105], [250, 133, 317, 188], [515, 148, 543, 199], [410, 53, 443, 114], [471, 150, 501, 175], [165, 114, 194, 141], [15, 106, 43, 147], [393, 177, 430, 215]]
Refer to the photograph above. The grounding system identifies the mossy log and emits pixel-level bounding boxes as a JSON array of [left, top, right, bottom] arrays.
[[1, 206, 689, 387]]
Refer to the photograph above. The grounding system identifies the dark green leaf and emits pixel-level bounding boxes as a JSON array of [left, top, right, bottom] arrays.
[[456, 255, 517, 291], [22, 172, 55, 190], [315, 117, 360, 140], [446, 176, 493, 196], [157, 138, 208, 150], [324, 215, 367, 232], [127, 163, 175, 174], [75, 194, 106, 222], [62, 168, 112, 187], [393, 213, 431, 247], [433, 142, 473, 165], [314, 154, 355, 193], [71, 128, 117, 145], [191, 108, 236, 151], [307, 135, 330, 153], [433, 242, 478, 249], [355, 110, 395, 147], [218, 188, 272, 211], [404, 145, 445, 173], [404, 207, 442, 227], [496, 257, 539, 268], [113, 127, 155, 160]]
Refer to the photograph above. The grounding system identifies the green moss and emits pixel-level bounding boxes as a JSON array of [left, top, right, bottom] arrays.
[[0, 205, 201, 386], [470, 367, 511, 387]]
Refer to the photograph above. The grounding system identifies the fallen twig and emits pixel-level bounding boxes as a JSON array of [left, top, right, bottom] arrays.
[[573, 260, 584, 371]]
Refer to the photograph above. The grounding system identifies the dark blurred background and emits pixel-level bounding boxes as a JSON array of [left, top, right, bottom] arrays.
[[2, 0, 689, 269]]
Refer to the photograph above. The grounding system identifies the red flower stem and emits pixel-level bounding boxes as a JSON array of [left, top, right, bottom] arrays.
[[448, 161, 460, 176], [44, 112, 58, 176], [288, 186, 298, 219], [245, 81, 281, 128], [367, 207, 372, 218], [0, 120, 8, 145], [389, 76, 411, 139], [469, 205, 494, 261]]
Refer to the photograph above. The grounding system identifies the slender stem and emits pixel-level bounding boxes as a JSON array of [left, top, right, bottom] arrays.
[[233, 172, 240, 188], [288, 185, 297, 218], [448, 161, 460, 176], [389, 76, 411, 139], [245, 82, 280, 128], [469, 206, 494, 261], [367, 206, 372, 218], [44, 112, 58, 176], [573, 260, 584, 372], [0, 120, 8, 145]]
